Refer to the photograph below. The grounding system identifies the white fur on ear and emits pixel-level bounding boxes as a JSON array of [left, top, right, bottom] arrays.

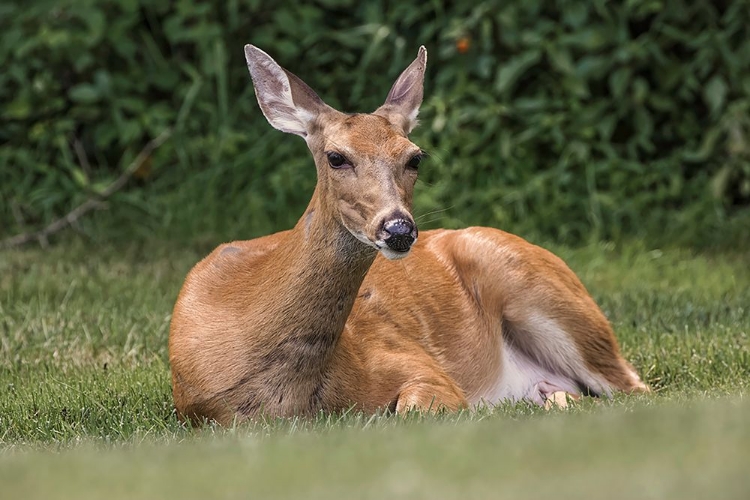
[[244, 45, 316, 137]]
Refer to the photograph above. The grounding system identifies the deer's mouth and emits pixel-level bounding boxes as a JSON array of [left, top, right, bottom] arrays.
[[345, 228, 416, 261], [376, 243, 415, 261], [339, 209, 418, 260], [375, 233, 416, 260]]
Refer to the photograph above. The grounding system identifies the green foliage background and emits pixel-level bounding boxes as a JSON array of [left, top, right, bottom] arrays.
[[2, 0, 749, 247]]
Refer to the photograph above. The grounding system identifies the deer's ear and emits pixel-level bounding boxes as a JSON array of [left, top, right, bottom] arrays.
[[244, 44, 330, 138], [374, 46, 427, 135]]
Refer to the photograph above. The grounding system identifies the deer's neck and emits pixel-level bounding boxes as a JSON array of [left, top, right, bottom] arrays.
[[259, 195, 376, 379]]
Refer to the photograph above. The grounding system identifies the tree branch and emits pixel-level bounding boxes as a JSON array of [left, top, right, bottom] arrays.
[[1, 129, 172, 250]]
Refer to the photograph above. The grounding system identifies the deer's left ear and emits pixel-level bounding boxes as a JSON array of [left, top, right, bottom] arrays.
[[374, 46, 427, 135]]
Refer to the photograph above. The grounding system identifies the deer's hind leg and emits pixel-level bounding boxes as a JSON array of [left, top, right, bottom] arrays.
[[499, 275, 650, 401], [454, 228, 649, 404]]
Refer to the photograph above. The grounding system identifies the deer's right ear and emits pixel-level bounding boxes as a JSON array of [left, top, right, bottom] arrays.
[[244, 45, 329, 138]]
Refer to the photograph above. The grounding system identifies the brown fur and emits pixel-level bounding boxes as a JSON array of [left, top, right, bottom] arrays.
[[168, 46, 648, 425]]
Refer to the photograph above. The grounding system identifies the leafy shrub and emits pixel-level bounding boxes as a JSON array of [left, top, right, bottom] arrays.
[[1, 0, 749, 247]]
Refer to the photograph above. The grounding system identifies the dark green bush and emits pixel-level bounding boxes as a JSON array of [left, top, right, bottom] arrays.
[[1, 0, 749, 247]]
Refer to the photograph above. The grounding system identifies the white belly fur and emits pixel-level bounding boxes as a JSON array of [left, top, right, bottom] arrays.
[[471, 343, 580, 406]]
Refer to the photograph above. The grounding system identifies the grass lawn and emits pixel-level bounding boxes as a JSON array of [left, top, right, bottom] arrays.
[[0, 239, 748, 499]]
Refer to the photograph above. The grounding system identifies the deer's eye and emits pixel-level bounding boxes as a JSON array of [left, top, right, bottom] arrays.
[[406, 153, 423, 170], [326, 151, 349, 169]]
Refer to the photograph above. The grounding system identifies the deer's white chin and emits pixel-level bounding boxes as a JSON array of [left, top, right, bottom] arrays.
[[379, 247, 412, 260]]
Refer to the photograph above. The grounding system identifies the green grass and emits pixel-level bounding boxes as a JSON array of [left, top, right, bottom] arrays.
[[1, 239, 748, 498], [1, 397, 749, 500]]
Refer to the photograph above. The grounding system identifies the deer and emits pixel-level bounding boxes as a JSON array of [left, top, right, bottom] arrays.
[[168, 44, 649, 425]]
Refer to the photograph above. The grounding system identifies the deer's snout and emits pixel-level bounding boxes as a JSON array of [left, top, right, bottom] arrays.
[[379, 216, 417, 253]]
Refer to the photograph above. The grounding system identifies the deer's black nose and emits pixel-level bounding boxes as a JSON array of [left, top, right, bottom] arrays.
[[383, 218, 416, 252]]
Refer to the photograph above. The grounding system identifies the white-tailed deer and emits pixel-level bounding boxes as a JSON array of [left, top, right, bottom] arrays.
[[169, 45, 648, 424]]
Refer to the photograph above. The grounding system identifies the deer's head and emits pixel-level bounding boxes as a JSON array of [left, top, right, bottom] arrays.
[[244, 45, 427, 260]]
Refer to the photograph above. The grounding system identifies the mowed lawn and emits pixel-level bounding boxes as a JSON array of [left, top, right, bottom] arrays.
[[0, 240, 748, 499]]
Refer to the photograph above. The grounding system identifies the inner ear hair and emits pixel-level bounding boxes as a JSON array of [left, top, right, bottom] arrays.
[[244, 44, 331, 138]]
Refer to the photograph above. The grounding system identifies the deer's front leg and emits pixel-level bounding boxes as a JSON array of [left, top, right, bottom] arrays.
[[395, 375, 468, 413]]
